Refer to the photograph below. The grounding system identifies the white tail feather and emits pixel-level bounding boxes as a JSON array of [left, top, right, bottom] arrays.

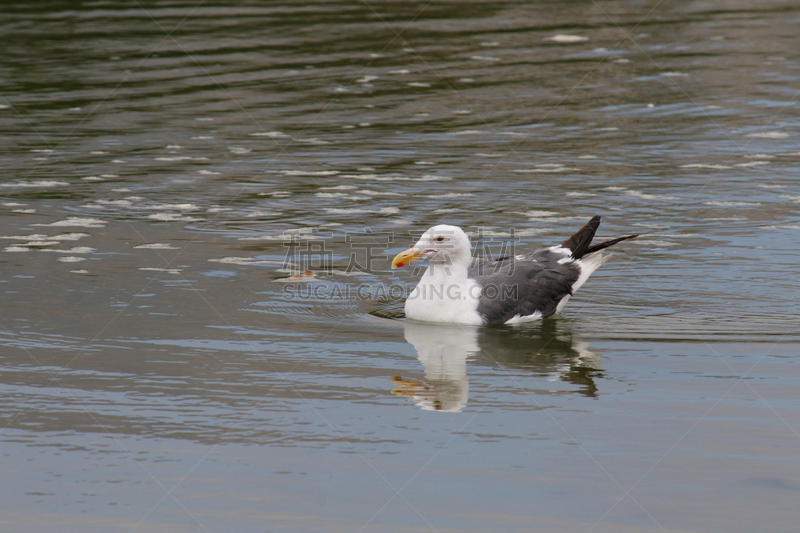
[[555, 253, 612, 314]]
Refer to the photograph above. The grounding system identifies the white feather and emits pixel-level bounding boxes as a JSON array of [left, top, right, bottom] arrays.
[[555, 252, 612, 314], [503, 310, 544, 325], [405, 265, 484, 325]]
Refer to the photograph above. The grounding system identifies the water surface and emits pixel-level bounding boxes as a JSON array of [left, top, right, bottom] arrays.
[[2, 1, 800, 532]]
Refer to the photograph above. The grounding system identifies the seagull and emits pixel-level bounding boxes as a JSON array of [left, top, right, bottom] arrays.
[[391, 216, 637, 325]]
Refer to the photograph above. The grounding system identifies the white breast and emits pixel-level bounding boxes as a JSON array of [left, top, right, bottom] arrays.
[[405, 267, 484, 325]]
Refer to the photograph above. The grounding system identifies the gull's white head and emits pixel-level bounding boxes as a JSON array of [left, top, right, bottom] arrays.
[[391, 224, 472, 269]]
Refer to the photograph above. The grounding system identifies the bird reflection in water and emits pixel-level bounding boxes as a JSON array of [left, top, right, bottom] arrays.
[[392, 322, 478, 412], [394, 320, 602, 412]]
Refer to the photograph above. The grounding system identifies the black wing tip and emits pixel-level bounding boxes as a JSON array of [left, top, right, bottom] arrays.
[[562, 216, 603, 259], [583, 233, 639, 256], [562, 216, 639, 259]]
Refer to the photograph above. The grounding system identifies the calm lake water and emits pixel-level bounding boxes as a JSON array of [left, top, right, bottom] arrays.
[[2, 1, 800, 532]]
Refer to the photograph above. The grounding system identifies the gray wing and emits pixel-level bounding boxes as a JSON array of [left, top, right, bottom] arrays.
[[469, 248, 580, 324]]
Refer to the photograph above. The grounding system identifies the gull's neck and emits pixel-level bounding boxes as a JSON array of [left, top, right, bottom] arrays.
[[422, 258, 469, 281]]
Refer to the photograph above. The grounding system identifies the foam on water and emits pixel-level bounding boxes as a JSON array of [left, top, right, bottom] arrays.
[[734, 161, 771, 167], [513, 166, 579, 173], [277, 170, 339, 176], [133, 243, 180, 249], [546, 34, 589, 43], [138, 267, 182, 274], [703, 201, 762, 206], [323, 207, 399, 215], [41, 247, 95, 254], [344, 174, 451, 181], [1, 180, 69, 188], [147, 213, 202, 222], [515, 210, 560, 217], [614, 188, 680, 200], [747, 132, 789, 139], [680, 163, 733, 169], [208, 257, 281, 265], [355, 189, 403, 196], [33, 218, 105, 228], [51, 233, 90, 241]]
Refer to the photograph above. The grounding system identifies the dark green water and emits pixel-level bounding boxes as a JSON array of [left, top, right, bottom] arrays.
[[2, 1, 800, 532]]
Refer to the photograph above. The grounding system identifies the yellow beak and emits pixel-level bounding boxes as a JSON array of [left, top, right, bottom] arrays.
[[391, 247, 425, 269]]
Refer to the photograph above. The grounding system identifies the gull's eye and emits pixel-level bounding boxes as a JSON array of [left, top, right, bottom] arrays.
[[435, 236, 445, 242]]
